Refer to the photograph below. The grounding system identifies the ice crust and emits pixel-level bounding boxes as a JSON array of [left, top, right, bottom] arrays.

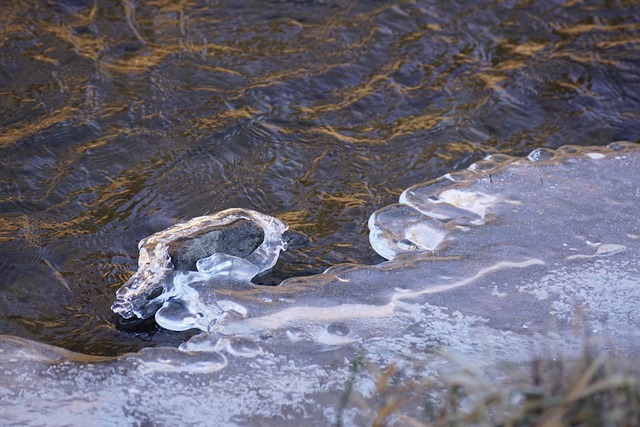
[[3, 142, 640, 425]]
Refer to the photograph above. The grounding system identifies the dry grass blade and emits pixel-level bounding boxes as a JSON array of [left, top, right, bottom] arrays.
[[337, 346, 640, 427]]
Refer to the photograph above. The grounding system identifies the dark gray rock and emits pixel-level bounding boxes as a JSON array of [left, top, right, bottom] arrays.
[[166, 219, 264, 271]]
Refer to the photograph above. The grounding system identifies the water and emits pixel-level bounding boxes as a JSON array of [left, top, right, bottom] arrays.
[[1, 0, 639, 357]]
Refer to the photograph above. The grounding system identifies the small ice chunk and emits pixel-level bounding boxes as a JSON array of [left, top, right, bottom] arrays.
[[369, 204, 448, 260]]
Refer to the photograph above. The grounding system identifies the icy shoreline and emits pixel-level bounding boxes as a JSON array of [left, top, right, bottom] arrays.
[[2, 142, 639, 425]]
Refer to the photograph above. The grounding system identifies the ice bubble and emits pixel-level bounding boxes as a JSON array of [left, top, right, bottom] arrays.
[[327, 322, 350, 336], [527, 147, 557, 162], [468, 153, 514, 172], [311, 327, 356, 345]]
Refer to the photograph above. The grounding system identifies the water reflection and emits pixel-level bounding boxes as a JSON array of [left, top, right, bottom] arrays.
[[0, 0, 638, 355]]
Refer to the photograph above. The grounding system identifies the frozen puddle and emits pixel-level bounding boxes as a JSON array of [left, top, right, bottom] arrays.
[[2, 142, 639, 425]]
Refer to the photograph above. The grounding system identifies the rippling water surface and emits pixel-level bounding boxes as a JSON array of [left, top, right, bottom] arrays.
[[0, 0, 639, 356]]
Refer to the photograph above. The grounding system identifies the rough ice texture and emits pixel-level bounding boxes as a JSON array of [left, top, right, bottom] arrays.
[[111, 208, 288, 330], [3, 142, 640, 425]]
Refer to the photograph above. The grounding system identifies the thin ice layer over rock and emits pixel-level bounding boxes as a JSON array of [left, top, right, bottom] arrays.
[[112, 208, 288, 330]]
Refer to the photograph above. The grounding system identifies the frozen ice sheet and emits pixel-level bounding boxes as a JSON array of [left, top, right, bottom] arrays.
[[2, 142, 640, 425]]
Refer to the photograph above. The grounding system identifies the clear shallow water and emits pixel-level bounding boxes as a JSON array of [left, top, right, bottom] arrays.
[[0, 0, 639, 356]]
